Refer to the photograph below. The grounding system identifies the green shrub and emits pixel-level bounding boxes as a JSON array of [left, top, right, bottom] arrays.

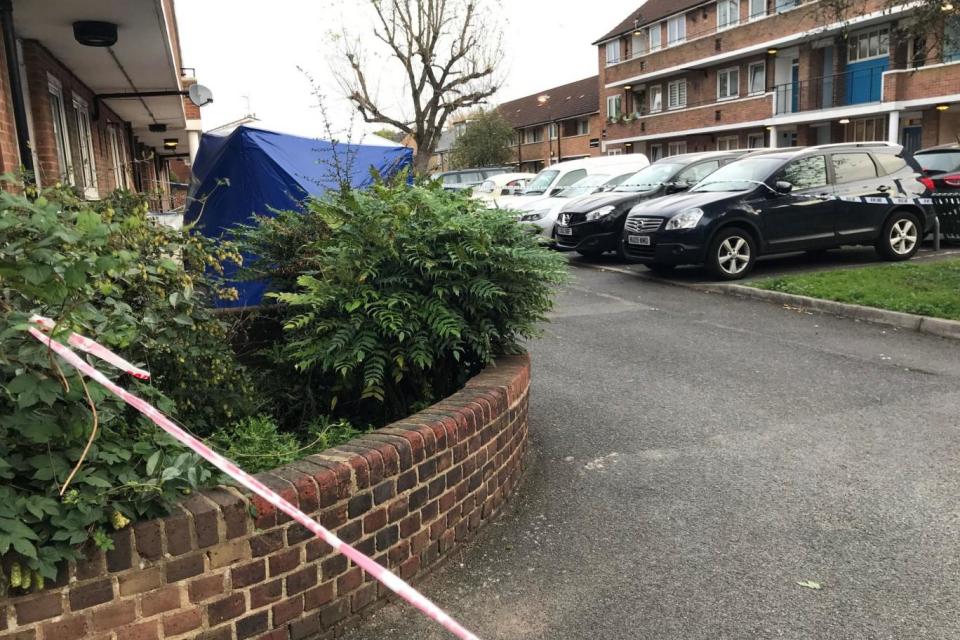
[[242, 181, 567, 426], [0, 184, 254, 591]]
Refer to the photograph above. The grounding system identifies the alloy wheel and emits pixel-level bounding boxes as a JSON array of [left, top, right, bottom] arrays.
[[889, 219, 918, 255], [717, 236, 751, 276]]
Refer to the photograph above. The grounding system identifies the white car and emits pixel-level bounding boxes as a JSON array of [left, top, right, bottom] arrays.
[[472, 172, 535, 206], [497, 155, 650, 212], [515, 172, 638, 237]]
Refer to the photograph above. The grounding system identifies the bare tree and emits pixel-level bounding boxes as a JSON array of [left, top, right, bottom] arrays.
[[336, 0, 503, 174]]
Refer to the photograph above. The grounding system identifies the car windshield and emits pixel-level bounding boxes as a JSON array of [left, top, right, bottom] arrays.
[[915, 151, 960, 175], [614, 164, 682, 192], [692, 158, 783, 192], [555, 174, 611, 198], [524, 170, 560, 195]]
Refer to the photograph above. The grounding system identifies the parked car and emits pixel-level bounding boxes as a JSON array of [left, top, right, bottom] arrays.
[[616, 142, 933, 280], [434, 167, 512, 191], [516, 171, 639, 237], [472, 172, 535, 206], [914, 143, 960, 190], [497, 155, 650, 210], [553, 151, 748, 257]]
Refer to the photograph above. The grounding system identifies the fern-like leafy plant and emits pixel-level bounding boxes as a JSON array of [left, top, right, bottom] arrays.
[[245, 181, 567, 425]]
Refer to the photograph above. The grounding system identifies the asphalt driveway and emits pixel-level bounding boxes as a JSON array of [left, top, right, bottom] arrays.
[[342, 266, 960, 640]]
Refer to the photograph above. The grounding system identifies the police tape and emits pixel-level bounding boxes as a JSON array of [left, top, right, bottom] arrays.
[[833, 195, 934, 205], [27, 316, 481, 640]]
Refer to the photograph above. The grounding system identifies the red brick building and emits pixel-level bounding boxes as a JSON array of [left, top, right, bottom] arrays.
[[0, 0, 205, 210], [595, 0, 960, 159], [499, 76, 604, 173]]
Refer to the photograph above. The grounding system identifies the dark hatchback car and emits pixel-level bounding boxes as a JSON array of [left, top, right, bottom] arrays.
[[553, 151, 747, 258], [914, 143, 960, 190], [621, 143, 934, 280]]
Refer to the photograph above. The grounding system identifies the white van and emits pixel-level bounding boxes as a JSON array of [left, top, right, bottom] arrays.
[[497, 155, 650, 211]]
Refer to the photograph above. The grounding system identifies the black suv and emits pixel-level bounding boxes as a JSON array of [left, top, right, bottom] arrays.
[[621, 143, 934, 280], [914, 143, 960, 191], [554, 151, 746, 258]]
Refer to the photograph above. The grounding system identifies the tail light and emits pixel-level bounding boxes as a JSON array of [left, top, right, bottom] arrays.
[[919, 176, 935, 191], [944, 173, 960, 188]]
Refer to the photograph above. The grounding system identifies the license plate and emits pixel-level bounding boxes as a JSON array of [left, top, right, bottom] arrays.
[[557, 226, 573, 236], [628, 235, 651, 246]]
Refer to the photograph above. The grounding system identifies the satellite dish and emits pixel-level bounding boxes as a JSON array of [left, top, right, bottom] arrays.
[[188, 84, 214, 107]]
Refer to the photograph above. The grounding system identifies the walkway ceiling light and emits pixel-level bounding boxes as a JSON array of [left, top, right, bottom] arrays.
[[936, 103, 950, 111], [767, 47, 778, 55], [163, 138, 179, 149], [839, 118, 850, 124], [624, 85, 633, 90], [73, 21, 118, 47]]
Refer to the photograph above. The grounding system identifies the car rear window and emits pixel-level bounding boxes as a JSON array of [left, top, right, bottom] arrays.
[[874, 153, 909, 175], [832, 153, 878, 184], [915, 151, 960, 175]]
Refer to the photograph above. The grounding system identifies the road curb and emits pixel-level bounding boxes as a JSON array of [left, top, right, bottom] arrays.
[[695, 283, 960, 341]]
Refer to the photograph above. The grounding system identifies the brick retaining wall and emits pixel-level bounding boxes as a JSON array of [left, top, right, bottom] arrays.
[[0, 355, 531, 640]]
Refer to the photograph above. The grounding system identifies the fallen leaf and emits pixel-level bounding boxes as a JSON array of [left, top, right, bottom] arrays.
[[796, 580, 822, 590]]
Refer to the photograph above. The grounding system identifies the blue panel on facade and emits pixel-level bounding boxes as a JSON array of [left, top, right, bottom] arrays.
[[844, 58, 888, 104]]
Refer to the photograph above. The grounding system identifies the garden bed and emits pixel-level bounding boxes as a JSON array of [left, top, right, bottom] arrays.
[[0, 355, 531, 640]]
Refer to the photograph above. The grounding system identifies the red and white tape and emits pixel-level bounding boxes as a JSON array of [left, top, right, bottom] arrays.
[[27, 316, 481, 640]]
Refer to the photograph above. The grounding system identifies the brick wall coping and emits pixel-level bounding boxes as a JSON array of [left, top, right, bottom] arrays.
[[1, 354, 532, 640]]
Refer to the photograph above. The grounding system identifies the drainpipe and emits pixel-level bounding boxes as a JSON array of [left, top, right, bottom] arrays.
[[0, 0, 35, 181]]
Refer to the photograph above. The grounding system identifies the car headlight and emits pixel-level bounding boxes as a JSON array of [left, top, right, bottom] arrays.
[[520, 210, 548, 222], [665, 208, 704, 230], [585, 205, 616, 222]]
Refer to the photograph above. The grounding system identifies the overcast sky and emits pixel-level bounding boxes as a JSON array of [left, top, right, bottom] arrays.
[[177, 0, 642, 135]]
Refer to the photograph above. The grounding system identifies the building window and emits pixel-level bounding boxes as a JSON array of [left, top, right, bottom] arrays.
[[524, 127, 543, 144], [47, 77, 74, 186], [667, 15, 686, 46], [667, 80, 687, 109], [607, 149, 623, 156], [632, 31, 647, 58], [747, 132, 765, 148], [606, 40, 622, 65], [667, 141, 687, 156], [748, 62, 766, 95], [107, 125, 127, 190], [649, 24, 662, 51], [717, 67, 740, 100], [749, 0, 767, 20], [775, 0, 799, 12], [848, 26, 890, 62], [577, 118, 589, 135], [649, 85, 663, 113], [548, 123, 559, 140], [943, 15, 960, 63], [717, 0, 739, 30], [71, 95, 98, 199], [717, 135, 739, 150], [607, 95, 623, 120], [649, 144, 662, 161], [844, 116, 886, 142]]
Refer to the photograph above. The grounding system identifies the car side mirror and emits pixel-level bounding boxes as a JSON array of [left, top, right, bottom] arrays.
[[666, 182, 691, 194], [774, 180, 793, 194], [549, 187, 563, 196]]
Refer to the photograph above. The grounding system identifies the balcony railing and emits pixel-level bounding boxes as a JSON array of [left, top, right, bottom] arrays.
[[773, 66, 885, 115]]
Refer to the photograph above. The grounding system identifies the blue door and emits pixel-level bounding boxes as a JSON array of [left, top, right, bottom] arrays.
[[845, 58, 888, 104], [791, 60, 799, 112]]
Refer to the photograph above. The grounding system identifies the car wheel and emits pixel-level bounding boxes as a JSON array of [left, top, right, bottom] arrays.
[[646, 263, 676, 276], [707, 228, 756, 280], [576, 248, 605, 259], [876, 211, 921, 261]]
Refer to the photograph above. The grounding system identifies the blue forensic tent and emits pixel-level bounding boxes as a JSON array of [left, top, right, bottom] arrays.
[[186, 122, 413, 307]]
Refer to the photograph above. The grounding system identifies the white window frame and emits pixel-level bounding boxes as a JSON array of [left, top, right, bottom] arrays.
[[607, 149, 623, 156], [717, 135, 739, 150], [717, 0, 740, 31], [548, 123, 559, 140], [631, 32, 647, 58], [717, 67, 740, 101], [648, 23, 662, 51], [667, 15, 686, 46], [667, 141, 687, 156], [848, 26, 890, 63], [607, 95, 623, 120], [649, 85, 663, 113], [747, 132, 766, 148], [106, 124, 127, 190], [749, 0, 767, 20], [47, 75, 74, 186], [748, 61, 766, 95], [576, 118, 590, 136], [606, 40, 622, 66], [71, 93, 98, 199], [667, 79, 687, 110]]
